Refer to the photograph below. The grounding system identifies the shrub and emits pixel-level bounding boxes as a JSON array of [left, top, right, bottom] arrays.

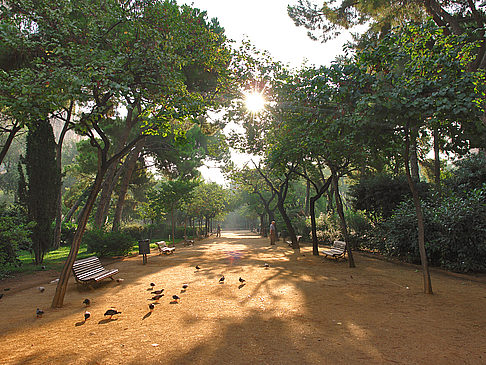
[[60, 222, 77, 246], [120, 223, 145, 240], [349, 174, 430, 222], [444, 153, 486, 196], [83, 229, 134, 257], [367, 187, 486, 272], [0, 204, 33, 267]]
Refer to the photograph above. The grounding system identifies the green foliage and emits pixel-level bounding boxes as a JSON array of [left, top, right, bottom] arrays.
[[83, 229, 134, 257], [0, 204, 33, 267], [60, 222, 77, 246], [368, 187, 486, 272], [349, 174, 430, 221], [444, 153, 486, 196], [25, 119, 60, 264]]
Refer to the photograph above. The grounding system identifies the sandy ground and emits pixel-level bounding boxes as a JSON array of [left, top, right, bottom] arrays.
[[0, 231, 485, 365]]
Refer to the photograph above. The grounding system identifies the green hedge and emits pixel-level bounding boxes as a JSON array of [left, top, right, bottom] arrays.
[[83, 229, 134, 257], [366, 186, 486, 272]]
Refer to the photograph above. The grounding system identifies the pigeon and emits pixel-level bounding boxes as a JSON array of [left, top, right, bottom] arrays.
[[172, 295, 180, 302], [38, 286, 45, 293], [151, 289, 164, 295], [195, 265, 200, 270], [116, 278, 124, 283], [104, 309, 121, 318], [84, 311, 91, 321], [150, 283, 156, 287], [36, 308, 44, 318], [182, 284, 188, 289], [239, 277, 246, 283], [83, 298, 91, 307], [264, 263, 269, 268], [41, 265, 46, 270], [219, 276, 225, 283], [149, 303, 155, 311], [151, 294, 164, 301]]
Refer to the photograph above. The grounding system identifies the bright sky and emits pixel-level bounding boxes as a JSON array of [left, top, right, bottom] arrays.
[[180, 0, 354, 184]]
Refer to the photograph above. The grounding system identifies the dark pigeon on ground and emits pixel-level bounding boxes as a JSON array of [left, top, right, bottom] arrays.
[[172, 295, 180, 302], [36, 308, 44, 318], [151, 294, 164, 301], [195, 265, 200, 270], [84, 311, 91, 321], [149, 303, 155, 311], [182, 284, 188, 289], [104, 309, 121, 318], [239, 277, 246, 283], [83, 298, 90, 307], [150, 283, 156, 287], [264, 263, 269, 268], [219, 276, 225, 283]]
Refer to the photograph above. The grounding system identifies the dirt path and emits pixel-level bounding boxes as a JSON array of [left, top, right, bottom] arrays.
[[0, 231, 485, 364]]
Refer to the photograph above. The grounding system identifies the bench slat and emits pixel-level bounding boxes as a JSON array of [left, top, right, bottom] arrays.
[[72, 256, 118, 283]]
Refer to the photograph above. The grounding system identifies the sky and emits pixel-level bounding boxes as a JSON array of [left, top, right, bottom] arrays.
[[179, 1, 354, 184]]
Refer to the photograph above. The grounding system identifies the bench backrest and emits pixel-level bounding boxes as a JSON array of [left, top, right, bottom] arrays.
[[333, 240, 346, 251], [73, 256, 104, 278]]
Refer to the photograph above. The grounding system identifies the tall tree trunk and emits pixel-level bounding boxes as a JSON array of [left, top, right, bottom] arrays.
[[62, 186, 90, 224], [53, 104, 74, 249], [171, 206, 175, 245], [332, 173, 356, 268], [304, 179, 310, 216], [310, 196, 319, 255], [433, 127, 441, 198], [259, 213, 265, 236], [52, 165, 107, 308], [277, 197, 299, 249], [112, 140, 144, 231], [410, 135, 420, 181], [405, 127, 433, 294], [0, 123, 21, 166]]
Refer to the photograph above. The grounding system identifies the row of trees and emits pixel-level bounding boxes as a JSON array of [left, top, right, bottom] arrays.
[[226, 18, 485, 294], [0, 0, 236, 307]]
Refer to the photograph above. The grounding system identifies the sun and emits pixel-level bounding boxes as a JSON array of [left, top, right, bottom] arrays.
[[244, 91, 266, 113]]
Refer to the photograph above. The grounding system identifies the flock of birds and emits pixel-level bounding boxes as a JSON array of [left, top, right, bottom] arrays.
[[33, 262, 271, 322]]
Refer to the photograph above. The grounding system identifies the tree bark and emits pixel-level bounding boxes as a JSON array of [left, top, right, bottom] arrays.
[[52, 165, 107, 307], [332, 173, 355, 268], [304, 179, 310, 216], [112, 140, 144, 231], [405, 126, 433, 294], [433, 127, 441, 198], [53, 103, 74, 248], [410, 135, 420, 182], [0, 123, 22, 166]]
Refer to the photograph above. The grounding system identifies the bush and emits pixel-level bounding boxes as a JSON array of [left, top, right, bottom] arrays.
[[349, 174, 430, 222], [60, 222, 77, 246], [120, 223, 145, 240], [444, 153, 486, 196], [0, 204, 33, 267], [367, 186, 486, 272], [83, 229, 134, 257]]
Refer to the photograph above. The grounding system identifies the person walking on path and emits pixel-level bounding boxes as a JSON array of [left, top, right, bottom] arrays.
[[269, 221, 276, 245], [216, 224, 221, 237]]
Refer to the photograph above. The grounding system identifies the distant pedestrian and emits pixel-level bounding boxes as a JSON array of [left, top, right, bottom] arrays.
[[216, 224, 221, 237], [269, 221, 276, 245]]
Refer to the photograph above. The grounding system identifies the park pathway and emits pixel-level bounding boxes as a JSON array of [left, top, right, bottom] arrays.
[[0, 230, 485, 364]]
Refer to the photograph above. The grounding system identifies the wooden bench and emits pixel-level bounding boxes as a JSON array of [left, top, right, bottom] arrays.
[[322, 240, 346, 260], [286, 235, 303, 247], [155, 241, 175, 255], [72, 256, 119, 284]]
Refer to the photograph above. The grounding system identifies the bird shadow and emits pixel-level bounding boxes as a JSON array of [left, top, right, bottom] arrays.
[[170, 301, 179, 304], [98, 318, 118, 325], [75, 321, 86, 327], [180, 289, 186, 293], [142, 312, 152, 320], [238, 283, 246, 290]]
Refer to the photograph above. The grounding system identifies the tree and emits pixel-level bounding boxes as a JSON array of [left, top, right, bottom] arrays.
[[355, 22, 485, 292], [22, 0, 235, 307], [25, 119, 60, 264]]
